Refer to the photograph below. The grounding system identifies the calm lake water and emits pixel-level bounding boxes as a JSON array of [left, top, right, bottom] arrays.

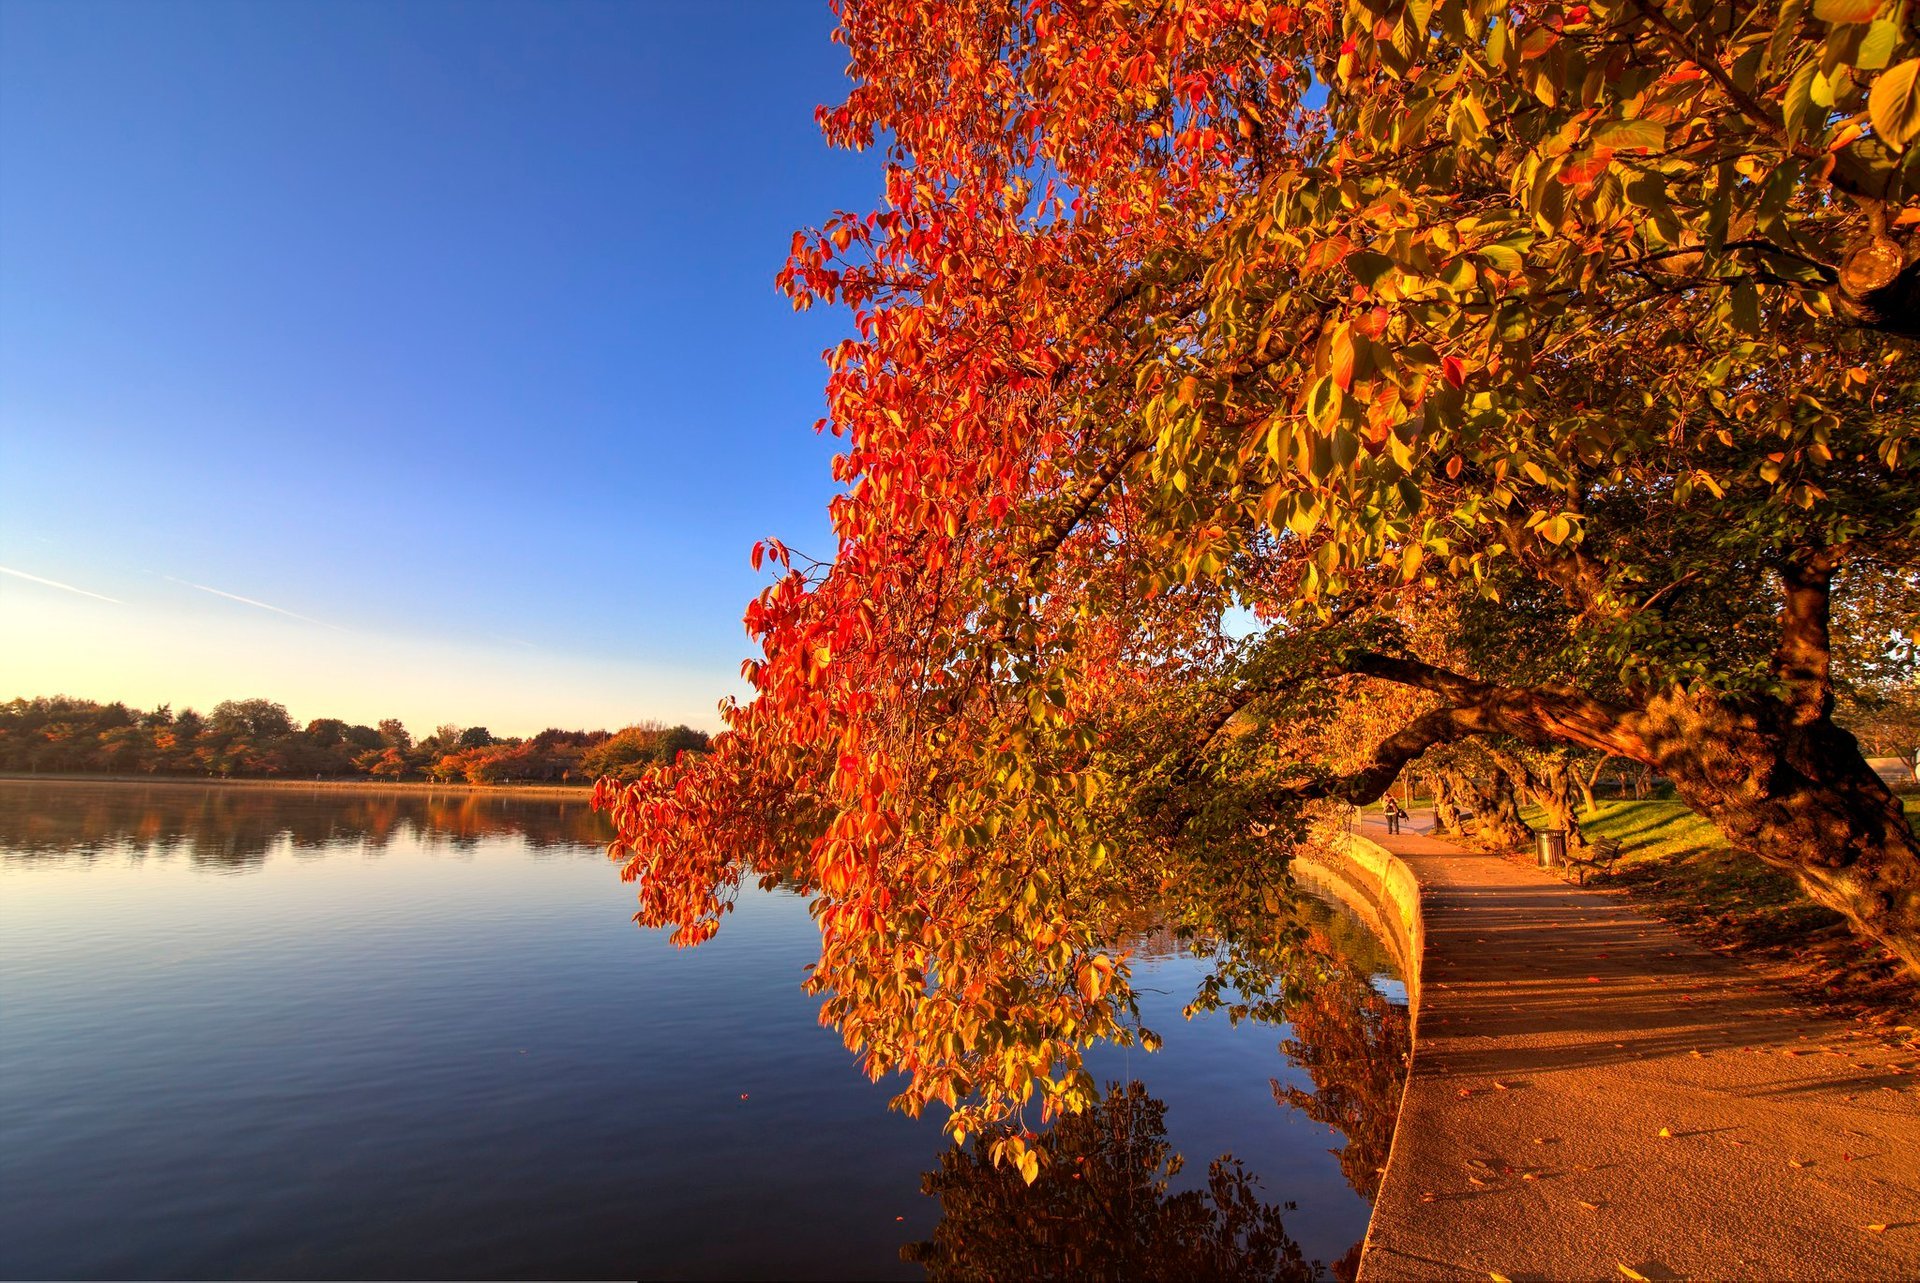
[[0, 781, 1405, 1280]]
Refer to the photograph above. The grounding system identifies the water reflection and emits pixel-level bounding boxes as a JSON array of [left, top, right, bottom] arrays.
[[1272, 938, 1412, 1205], [906, 910, 1412, 1282], [905, 1081, 1314, 1283], [0, 781, 611, 867], [0, 782, 1411, 1278]]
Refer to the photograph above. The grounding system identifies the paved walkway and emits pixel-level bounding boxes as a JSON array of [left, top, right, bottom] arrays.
[[1358, 816, 1920, 1282]]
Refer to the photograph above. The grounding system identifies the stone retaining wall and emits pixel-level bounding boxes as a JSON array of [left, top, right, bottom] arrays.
[[1292, 830, 1426, 1011]]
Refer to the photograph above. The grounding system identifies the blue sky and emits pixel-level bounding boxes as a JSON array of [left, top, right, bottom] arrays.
[[1, 0, 879, 735]]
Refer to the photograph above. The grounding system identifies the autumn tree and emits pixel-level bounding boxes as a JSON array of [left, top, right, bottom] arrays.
[[598, 0, 1920, 1170], [207, 699, 295, 741]]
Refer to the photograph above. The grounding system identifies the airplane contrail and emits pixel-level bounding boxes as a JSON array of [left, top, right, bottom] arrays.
[[165, 576, 346, 630], [0, 564, 122, 603]]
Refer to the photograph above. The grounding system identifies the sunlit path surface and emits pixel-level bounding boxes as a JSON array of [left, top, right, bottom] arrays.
[[1360, 816, 1920, 1282]]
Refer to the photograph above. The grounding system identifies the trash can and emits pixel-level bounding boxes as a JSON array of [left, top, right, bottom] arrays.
[[1535, 828, 1567, 868]]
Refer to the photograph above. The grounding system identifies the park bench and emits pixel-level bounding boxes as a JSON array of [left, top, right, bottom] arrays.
[[1565, 836, 1625, 885]]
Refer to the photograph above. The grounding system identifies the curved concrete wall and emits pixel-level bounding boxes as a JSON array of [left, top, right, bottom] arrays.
[[1292, 831, 1425, 1013], [1290, 831, 1428, 1282]]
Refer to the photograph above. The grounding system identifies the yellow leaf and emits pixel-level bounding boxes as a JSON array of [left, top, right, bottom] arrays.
[[1865, 1223, 1889, 1233], [1868, 58, 1920, 152], [1619, 1267, 1651, 1282]]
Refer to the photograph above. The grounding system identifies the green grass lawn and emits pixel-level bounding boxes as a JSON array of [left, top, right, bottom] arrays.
[[1521, 795, 1920, 1012]]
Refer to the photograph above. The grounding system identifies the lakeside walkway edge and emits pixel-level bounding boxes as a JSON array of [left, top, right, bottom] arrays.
[[1337, 816, 1920, 1282]]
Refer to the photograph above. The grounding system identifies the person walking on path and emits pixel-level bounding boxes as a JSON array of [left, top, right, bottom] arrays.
[[1383, 795, 1404, 835]]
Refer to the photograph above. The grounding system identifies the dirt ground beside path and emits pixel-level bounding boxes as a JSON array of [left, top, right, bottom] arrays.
[[1357, 815, 1920, 1282]]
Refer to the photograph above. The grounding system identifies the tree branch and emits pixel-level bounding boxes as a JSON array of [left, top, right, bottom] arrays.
[[1342, 650, 1642, 756], [1773, 547, 1842, 726]]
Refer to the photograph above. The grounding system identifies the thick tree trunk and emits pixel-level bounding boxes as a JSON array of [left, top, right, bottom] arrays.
[[1267, 552, 1920, 975], [1491, 749, 1588, 849], [1432, 770, 1466, 838], [1577, 753, 1611, 816], [1634, 688, 1920, 978], [1462, 767, 1531, 851]]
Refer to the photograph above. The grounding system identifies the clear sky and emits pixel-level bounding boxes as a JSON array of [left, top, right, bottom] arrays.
[[1, 0, 879, 736]]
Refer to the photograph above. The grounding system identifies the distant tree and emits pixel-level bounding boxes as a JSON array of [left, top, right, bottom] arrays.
[[208, 699, 295, 740], [304, 718, 352, 747], [343, 724, 383, 751], [456, 726, 494, 749], [1846, 682, 1920, 779], [582, 724, 712, 782], [376, 719, 412, 753], [358, 747, 408, 779]]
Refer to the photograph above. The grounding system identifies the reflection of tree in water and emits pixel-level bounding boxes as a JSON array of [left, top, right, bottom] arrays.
[[0, 783, 612, 869], [903, 1080, 1313, 1283], [1269, 917, 1412, 1205]]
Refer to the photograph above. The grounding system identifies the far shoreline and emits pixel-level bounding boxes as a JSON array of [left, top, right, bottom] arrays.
[[0, 772, 599, 801]]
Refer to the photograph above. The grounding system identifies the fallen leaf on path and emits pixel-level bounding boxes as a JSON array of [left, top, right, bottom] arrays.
[[1789, 1159, 1812, 1168], [1618, 1266, 1651, 1282], [1489, 1273, 1513, 1283], [1866, 1224, 1888, 1234], [1657, 1127, 1672, 1138], [1578, 1199, 1603, 1210]]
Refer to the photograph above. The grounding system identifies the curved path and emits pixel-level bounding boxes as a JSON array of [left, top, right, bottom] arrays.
[[1356, 815, 1920, 1282]]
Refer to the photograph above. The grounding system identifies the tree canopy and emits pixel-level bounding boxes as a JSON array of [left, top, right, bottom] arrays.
[[0, 695, 707, 785], [597, 0, 1920, 1178]]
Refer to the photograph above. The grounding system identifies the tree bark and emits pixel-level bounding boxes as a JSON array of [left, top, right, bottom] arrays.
[[1465, 767, 1532, 851], [1630, 686, 1920, 978], [1577, 752, 1612, 816], [1302, 551, 1920, 978], [1432, 770, 1466, 838]]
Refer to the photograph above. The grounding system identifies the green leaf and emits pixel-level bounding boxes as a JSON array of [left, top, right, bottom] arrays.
[[1767, 0, 1806, 73], [1306, 375, 1341, 426], [1784, 61, 1823, 143], [1869, 58, 1920, 151], [1345, 250, 1397, 288], [1858, 19, 1900, 70], [1479, 242, 1525, 273], [1590, 118, 1666, 153], [1813, 0, 1880, 23], [1730, 280, 1761, 335]]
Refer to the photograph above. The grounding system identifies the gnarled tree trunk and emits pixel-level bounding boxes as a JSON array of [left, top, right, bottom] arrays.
[[1464, 767, 1532, 851], [1635, 688, 1920, 976], [1281, 551, 1920, 977], [1431, 770, 1467, 838]]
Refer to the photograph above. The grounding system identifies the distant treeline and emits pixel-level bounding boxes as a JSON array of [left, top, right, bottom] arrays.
[[0, 696, 710, 784]]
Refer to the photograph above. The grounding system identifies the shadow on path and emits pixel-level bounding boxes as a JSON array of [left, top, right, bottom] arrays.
[[1358, 817, 1920, 1282]]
